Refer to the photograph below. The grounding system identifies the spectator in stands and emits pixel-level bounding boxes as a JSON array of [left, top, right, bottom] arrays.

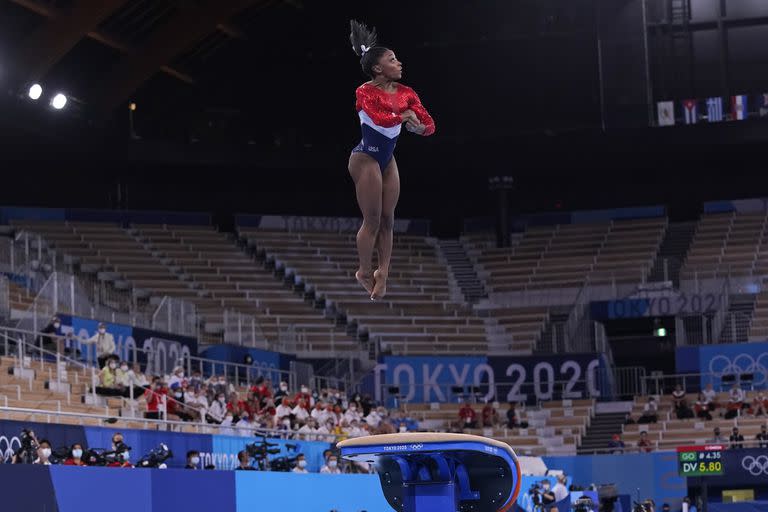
[[726, 384, 746, 419], [259, 398, 277, 426], [168, 366, 187, 391], [167, 387, 193, 422], [97, 358, 124, 397], [756, 424, 768, 449], [81, 322, 116, 369], [292, 454, 309, 473], [117, 361, 146, 400], [185, 450, 200, 469], [311, 401, 329, 424], [316, 419, 334, 442], [683, 497, 697, 512], [364, 405, 385, 429], [294, 385, 313, 410], [33, 439, 52, 465], [459, 402, 478, 429], [211, 375, 233, 397], [639, 397, 658, 424], [729, 427, 745, 449], [275, 398, 294, 427], [344, 401, 362, 425], [506, 403, 520, 428], [608, 434, 625, 454], [694, 393, 713, 421], [235, 412, 256, 437], [702, 383, 718, 408], [144, 379, 166, 420], [250, 377, 273, 406], [226, 391, 248, 422], [709, 427, 726, 444], [391, 410, 418, 432], [671, 385, 686, 410], [320, 454, 342, 474], [38, 316, 66, 355], [750, 392, 767, 417], [298, 418, 319, 441], [675, 397, 694, 420], [347, 419, 368, 438], [63, 443, 86, 466], [235, 450, 254, 470], [637, 431, 652, 453], [293, 398, 311, 425], [482, 401, 500, 428], [273, 381, 289, 405], [207, 392, 228, 424], [188, 370, 203, 391], [184, 386, 208, 422]]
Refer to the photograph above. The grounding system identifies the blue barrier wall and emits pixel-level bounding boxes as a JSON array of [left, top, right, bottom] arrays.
[[200, 344, 293, 384], [675, 341, 768, 391], [542, 452, 687, 509]]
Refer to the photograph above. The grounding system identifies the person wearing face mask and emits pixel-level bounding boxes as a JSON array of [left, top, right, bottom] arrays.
[[207, 393, 228, 424], [344, 403, 362, 424], [235, 450, 255, 471], [64, 443, 87, 466], [274, 381, 290, 405], [81, 322, 116, 369], [294, 385, 313, 409], [540, 479, 556, 510], [143, 379, 167, 420], [38, 316, 67, 356], [33, 439, 53, 465], [185, 450, 201, 469], [320, 454, 342, 474], [292, 398, 310, 424], [97, 357, 124, 396], [104, 433, 132, 467], [167, 384, 193, 422], [292, 453, 309, 473], [275, 398, 294, 428], [364, 406, 384, 429]]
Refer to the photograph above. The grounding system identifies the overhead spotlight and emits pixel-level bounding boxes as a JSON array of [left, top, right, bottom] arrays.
[[129, 102, 137, 111], [51, 93, 67, 110], [28, 83, 42, 100]]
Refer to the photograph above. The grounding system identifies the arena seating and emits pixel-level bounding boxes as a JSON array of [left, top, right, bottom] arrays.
[[680, 211, 766, 280], [404, 399, 595, 456], [464, 217, 667, 294], [239, 229, 496, 355], [623, 392, 768, 451], [9, 220, 356, 355]]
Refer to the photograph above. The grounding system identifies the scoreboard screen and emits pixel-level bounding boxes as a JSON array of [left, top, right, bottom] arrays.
[[677, 445, 725, 477]]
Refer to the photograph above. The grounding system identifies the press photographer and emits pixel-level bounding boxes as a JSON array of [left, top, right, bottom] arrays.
[[11, 429, 40, 464]]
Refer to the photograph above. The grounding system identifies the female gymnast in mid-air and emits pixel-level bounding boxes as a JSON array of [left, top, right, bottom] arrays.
[[348, 20, 435, 301]]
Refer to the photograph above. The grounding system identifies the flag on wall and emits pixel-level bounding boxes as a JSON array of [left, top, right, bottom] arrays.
[[731, 95, 748, 121], [759, 93, 768, 118], [706, 97, 723, 122], [682, 99, 698, 125], [657, 101, 675, 126]]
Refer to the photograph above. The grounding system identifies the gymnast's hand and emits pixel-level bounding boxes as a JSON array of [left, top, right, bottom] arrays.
[[405, 120, 426, 134], [400, 109, 419, 125]]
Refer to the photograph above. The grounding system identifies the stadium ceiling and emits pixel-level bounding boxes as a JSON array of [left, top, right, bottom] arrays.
[[2, 0, 296, 116]]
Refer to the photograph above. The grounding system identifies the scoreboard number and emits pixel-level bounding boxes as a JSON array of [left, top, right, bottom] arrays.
[[677, 445, 725, 477]]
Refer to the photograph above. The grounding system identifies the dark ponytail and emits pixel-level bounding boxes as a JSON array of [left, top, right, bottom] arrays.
[[349, 19, 389, 78]]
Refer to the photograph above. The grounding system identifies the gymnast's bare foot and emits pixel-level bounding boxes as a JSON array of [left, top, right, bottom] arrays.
[[371, 269, 388, 301], [356, 269, 374, 295]]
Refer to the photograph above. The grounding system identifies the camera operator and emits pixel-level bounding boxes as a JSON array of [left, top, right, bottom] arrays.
[[106, 433, 132, 468], [32, 439, 53, 465], [235, 450, 255, 471], [11, 429, 40, 464], [540, 480, 556, 511], [185, 450, 200, 470], [63, 443, 87, 466]]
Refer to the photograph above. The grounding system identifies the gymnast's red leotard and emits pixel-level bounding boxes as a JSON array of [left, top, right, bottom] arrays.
[[351, 82, 435, 171]]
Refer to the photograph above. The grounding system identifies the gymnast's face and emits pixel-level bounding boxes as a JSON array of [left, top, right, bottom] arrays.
[[374, 50, 402, 81]]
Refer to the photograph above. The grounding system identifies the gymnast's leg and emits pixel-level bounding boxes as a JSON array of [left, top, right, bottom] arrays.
[[372, 157, 400, 300], [348, 152, 382, 294]]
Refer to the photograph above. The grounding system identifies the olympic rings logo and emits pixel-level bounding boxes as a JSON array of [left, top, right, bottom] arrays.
[[708, 353, 768, 386], [741, 455, 768, 476], [0, 435, 21, 464], [410, 444, 424, 450]]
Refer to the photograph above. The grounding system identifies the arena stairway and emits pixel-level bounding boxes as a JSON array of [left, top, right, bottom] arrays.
[[719, 293, 756, 343], [437, 239, 486, 303], [646, 221, 696, 285], [577, 411, 627, 454]]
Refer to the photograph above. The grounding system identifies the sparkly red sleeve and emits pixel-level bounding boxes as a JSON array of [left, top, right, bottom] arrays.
[[355, 86, 403, 128], [406, 88, 436, 136]]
